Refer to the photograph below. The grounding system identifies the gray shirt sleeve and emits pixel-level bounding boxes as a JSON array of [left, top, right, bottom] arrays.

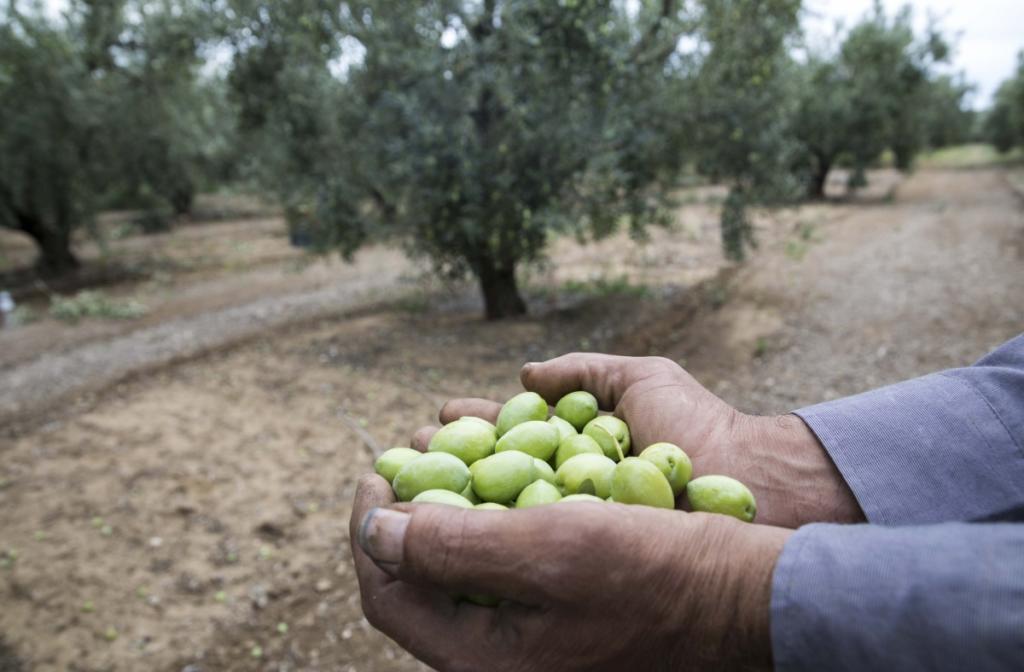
[[771, 335, 1024, 670], [793, 333, 1024, 525], [771, 522, 1024, 671]]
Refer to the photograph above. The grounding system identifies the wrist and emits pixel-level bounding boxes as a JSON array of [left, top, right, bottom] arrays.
[[729, 413, 864, 527]]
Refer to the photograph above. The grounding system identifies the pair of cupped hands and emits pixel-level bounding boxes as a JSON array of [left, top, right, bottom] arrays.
[[351, 354, 864, 671]]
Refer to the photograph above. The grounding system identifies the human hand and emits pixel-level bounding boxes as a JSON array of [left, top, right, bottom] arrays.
[[350, 474, 792, 672], [412, 354, 863, 528]]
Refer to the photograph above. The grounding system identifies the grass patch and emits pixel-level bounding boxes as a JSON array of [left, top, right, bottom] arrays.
[[50, 290, 148, 323], [561, 274, 649, 299], [918, 144, 1024, 169]]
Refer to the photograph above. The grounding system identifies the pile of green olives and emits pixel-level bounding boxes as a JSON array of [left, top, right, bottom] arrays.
[[374, 390, 757, 522]]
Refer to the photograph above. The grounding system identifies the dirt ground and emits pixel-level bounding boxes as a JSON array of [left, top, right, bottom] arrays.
[[0, 165, 1021, 671]]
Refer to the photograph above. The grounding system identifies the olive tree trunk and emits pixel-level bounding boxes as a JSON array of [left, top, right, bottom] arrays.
[[477, 257, 526, 320], [18, 212, 80, 275]]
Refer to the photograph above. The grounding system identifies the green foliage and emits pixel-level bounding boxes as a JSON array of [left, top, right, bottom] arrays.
[[683, 0, 803, 260], [49, 290, 148, 323], [0, 1, 236, 274], [228, 0, 687, 318], [985, 52, 1024, 153], [790, 3, 953, 198]]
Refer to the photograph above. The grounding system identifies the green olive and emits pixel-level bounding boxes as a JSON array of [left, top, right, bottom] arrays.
[[686, 475, 757, 522], [495, 391, 549, 436], [458, 416, 497, 433], [515, 480, 563, 508], [374, 447, 422, 484], [554, 453, 616, 499], [495, 420, 560, 461], [558, 493, 606, 503], [469, 450, 537, 504], [392, 452, 470, 502], [638, 442, 693, 496], [548, 415, 578, 441], [554, 433, 603, 468], [533, 458, 556, 484], [610, 458, 675, 509], [582, 416, 631, 461], [411, 489, 475, 508], [474, 502, 508, 511], [554, 391, 599, 431], [428, 419, 496, 466], [461, 480, 482, 504]]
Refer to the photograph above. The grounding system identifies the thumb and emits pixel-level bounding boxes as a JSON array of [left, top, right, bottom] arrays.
[[521, 353, 673, 410], [358, 503, 587, 602]]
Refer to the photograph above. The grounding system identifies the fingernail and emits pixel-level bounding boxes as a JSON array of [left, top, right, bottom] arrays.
[[358, 508, 410, 564]]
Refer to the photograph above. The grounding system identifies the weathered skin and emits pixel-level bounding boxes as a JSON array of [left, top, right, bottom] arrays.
[[374, 447, 423, 484], [392, 452, 471, 502], [687, 475, 757, 522], [469, 450, 537, 504], [554, 390, 599, 431], [428, 419, 497, 465], [495, 391, 549, 436], [610, 458, 675, 509], [554, 433, 604, 469], [411, 489, 475, 508], [555, 453, 617, 499], [638, 442, 693, 496], [495, 420, 560, 461], [515, 480, 563, 508]]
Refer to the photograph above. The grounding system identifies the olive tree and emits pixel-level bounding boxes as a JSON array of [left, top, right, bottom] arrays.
[[985, 52, 1024, 153], [228, 0, 687, 319], [791, 3, 950, 198]]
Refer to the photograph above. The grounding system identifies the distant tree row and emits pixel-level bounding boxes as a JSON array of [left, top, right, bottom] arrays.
[[1, 1, 984, 319], [985, 52, 1024, 153], [0, 0, 236, 273]]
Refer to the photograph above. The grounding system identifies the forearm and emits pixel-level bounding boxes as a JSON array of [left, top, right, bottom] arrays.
[[771, 522, 1024, 671]]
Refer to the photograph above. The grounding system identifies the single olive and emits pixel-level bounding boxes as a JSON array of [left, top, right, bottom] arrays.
[[392, 452, 470, 502], [495, 420, 560, 461], [495, 392, 549, 436], [411, 489, 475, 508], [638, 442, 693, 496], [554, 433, 604, 469], [548, 415, 578, 441], [555, 453, 616, 499], [469, 450, 537, 504], [554, 391, 599, 431], [461, 480, 482, 504], [610, 458, 675, 509], [428, 419, 497, 466], [458, 416, 498, 433], [515, 480, 563, 508], [533, 458, 556, 484], [474, 502, 508, 511], [686, 475, 757, 522], [582, 416, 631, 461], [374, 447, 422, 484], [558, 494, 606, 503]]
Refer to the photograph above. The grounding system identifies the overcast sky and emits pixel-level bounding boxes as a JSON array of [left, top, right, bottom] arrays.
[[40, 0, 1022, 109], [805, 0, 1023, 108]]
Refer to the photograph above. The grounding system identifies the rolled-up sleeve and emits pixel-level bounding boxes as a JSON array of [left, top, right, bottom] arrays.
[[794, 334, 1024, 525], [771, 522, 1024, 671]]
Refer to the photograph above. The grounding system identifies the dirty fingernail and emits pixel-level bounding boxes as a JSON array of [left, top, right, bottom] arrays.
[[358, 508, 410, 564]]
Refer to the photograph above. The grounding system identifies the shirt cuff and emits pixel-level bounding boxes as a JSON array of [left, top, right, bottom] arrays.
[[794, 372, 1024, 525], [771, 523, 1024, 672]]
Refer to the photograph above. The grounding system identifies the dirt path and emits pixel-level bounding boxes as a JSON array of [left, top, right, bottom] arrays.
[[0, 246, 414, 426], [0, 167, 1019, 672], [644, 167, 1024, 412]]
